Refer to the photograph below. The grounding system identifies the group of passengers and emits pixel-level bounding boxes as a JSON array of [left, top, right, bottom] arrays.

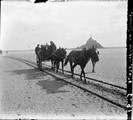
[[35, 41, 57, 57]]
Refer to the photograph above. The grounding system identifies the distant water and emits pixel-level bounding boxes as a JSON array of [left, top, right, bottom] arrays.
[[4, 48, 126, 88]]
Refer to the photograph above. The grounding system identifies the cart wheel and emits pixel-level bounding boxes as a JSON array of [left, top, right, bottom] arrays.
[[36, 55, 42, 71]]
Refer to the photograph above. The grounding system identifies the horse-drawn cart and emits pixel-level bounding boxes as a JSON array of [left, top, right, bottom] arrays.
[[36, 47, 53, 70], [35, 45, 67, 72]]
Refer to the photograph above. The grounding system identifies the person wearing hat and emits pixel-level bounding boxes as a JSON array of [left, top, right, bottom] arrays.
[[49, 41, 57, 55]]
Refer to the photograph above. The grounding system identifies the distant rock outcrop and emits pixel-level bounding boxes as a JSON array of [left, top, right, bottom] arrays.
[[34, 0, 47, 3], [77, 36, 103, 49]]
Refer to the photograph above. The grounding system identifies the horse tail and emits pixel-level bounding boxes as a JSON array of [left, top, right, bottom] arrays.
[[64, 57, 69, 66]]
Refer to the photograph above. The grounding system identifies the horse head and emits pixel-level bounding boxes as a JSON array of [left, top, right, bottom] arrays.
[[61, 48, 67, 59], [91, 46, 99, 62], [56, 47, 67, 59]]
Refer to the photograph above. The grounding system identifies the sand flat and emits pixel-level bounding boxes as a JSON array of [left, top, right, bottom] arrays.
[[0, 55, 126, 119]]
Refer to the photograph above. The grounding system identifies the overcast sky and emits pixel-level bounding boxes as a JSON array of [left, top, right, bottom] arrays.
[[1, 1, 127, 50]]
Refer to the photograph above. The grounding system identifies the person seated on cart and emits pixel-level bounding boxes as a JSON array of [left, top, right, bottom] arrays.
[[49, 41, 57, 55], [35, 44, 41, 56], [46, 43, 49, 51], [41, 44, 50, 58]]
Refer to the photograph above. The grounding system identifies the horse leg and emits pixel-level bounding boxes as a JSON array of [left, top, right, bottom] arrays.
[[54, 61, 56, 71], [92, 61, 96, 73], [81, 66, 87, 84], [83, 69, 87, 84], [53, 61, 56, 72], [80, 66, 83, 81], [70, 61, 74, 78], [72, 63, 77, 78], [62, 60, 64, 74], [57, 62, 60, 73], [55, 61, 58, 72]]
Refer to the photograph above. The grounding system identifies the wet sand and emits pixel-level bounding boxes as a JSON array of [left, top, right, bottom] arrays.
[[0, 55, 126, 119]]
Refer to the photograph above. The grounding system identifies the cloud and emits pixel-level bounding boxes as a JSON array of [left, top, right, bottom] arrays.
[[1, 1, 127, 50]]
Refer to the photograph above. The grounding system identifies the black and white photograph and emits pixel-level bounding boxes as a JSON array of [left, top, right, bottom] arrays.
[[0, 0, 128, 119]]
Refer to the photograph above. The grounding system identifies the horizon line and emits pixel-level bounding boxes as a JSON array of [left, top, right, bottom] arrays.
[[1, 46, 126, 52]]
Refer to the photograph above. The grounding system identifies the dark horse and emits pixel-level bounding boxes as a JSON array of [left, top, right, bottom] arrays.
[[36, 45, 67, 73], [64, 46, 99, 83], [53, 47, 67, 73]]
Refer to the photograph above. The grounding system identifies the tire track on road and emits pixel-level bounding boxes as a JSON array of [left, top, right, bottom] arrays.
[[3, 56, 127, 110]]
